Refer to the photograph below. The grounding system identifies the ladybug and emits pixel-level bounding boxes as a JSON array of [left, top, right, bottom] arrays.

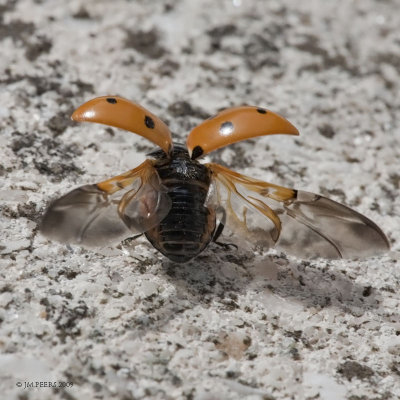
[[41, 96, 390, 262]]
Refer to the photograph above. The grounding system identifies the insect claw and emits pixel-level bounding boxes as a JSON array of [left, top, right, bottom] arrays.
[[214, 241, 238, 251]]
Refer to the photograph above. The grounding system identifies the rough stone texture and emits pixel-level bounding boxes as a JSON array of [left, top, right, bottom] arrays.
[[0, 1, 399, 399]]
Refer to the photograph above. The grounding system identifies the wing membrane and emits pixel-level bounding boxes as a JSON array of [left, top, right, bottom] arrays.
[[276, 191, 390, 258], [208, 163, 389, 259], [41, 160, 171, 247]]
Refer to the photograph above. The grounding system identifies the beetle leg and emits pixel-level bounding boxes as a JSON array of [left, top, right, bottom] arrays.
[[212, 207, 238, 250], [120, 233, 144, 247], [212, 221, 225, 243]]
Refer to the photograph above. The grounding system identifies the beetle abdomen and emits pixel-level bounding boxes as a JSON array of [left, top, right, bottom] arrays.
[[145, 182, 216, 263]]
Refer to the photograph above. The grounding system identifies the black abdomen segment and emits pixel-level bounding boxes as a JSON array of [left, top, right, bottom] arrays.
[[145, 182, 215, 263], [144, 148, 215, 263]]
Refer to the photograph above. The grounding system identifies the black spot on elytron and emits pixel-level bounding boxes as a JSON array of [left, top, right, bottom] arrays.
[[219, 121, 234, 135], [257, 108, 267, 114], [191, 146, 204, 160], [106, 98, 117, 104], [145, 115, 155, 129]]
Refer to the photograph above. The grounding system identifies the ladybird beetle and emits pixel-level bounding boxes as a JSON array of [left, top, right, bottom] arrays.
[[41, 96, 390, 262]]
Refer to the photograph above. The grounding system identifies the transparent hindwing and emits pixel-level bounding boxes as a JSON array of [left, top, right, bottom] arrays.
[[41, 160, 171, 247], [207, 163, 390, 259]]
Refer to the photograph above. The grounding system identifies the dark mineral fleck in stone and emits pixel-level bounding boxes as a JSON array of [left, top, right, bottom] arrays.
[[318, 123, 335, 139], [337, 361, 375, 381], [168, 101, 193, 117], [124, 29, 166, 59]]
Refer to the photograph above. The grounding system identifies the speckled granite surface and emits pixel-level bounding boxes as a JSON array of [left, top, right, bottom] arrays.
[[1, 1, 399, 399]]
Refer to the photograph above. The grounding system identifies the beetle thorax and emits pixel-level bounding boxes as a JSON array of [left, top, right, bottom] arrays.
[[150, 143, 210, 183]]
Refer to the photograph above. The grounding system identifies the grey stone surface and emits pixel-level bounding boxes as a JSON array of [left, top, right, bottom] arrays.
[[0, 0, 399, 399]]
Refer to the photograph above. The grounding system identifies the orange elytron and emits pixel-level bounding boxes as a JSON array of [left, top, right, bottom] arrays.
[[41, 96, 390, 262]]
